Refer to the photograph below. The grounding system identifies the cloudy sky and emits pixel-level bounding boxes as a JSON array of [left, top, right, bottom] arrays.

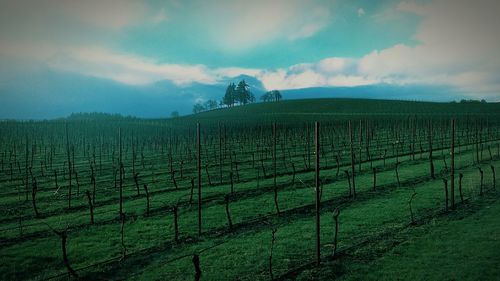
[[0, 0, 499, 118]]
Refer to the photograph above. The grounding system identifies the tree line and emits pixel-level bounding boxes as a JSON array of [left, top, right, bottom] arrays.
[[192, 80, 282, 114]]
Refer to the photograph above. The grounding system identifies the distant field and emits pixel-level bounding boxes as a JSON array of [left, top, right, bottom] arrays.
[[183, 98, 500, 123], [0, 98, 499, 280]]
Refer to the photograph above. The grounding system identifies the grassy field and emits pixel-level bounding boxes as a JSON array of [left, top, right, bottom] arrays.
[[183, 98, 500, 123], [0, 98, 499, 280], [338, 194, 500, 281]]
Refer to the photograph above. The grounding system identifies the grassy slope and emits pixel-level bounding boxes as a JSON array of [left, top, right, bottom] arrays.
[[292, 192, 500, 281], [347, 197, 500, 281], [183, 99, 500, 123]]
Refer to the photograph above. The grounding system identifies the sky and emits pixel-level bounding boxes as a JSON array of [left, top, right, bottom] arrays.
[[0, 0, 500, 118]]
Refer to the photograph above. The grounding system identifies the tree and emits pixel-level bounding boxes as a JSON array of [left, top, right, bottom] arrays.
[[235, 80, 254, 105], [261, 90, 282, 102], [170, 111, 180, 118], [205, 99, 218, 110], [223, 83, 236, 107], [273, 90, 282, 101], [260, 92, 271, 102], [193, 103, 205, 114], [222, 80, 255, 107]]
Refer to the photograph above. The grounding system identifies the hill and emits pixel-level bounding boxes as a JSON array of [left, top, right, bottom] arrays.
[[183, 98, 500, 123], [281, 84, 462, 102]]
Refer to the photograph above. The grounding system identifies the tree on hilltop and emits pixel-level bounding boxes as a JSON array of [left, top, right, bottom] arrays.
[[235, 80, 254, 105], [261, 90, 282, 102], [223, 83, 236, 107]]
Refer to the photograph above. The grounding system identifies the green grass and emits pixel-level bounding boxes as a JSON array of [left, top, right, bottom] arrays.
[[311, 194, 500, 281], [183, 98, 500, 123]]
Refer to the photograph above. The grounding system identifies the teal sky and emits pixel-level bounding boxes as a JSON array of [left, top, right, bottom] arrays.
[[0, 0, 499, 118], [118, 0, 421, 68]]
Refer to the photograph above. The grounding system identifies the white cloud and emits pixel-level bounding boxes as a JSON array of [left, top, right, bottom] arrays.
[[25, 44, 378, 90], [0, 40, 263, 86], [359, 0, 500, 98], [277, 69, 326, 89], [256, 70, 287, 90], [213, 67, 262, 79], [318, 57, 355, 73], [1, 40, 377, 90], [46, 46, 216, 85], [196, 0, 331, 52], [255, 58, 378, 90]]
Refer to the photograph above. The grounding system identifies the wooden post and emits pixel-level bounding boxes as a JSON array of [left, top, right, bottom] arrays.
[[54, 169, 59, 190], [335, 154, 340, 177], [173, 205, 179, 242], [53, 229, 78, 278], [119, 128, 123, 218], [491, 165, 496, 190], [225, 194, 233, 230], [428, 121, 435, 179], [32, 177, 39, 217], [372, 168, 377, 191], [25, 135, 29, 201], [349, 121, 356, 198], [332, 208, 340, 258], [459, 173, 464, 203], [273, 123, 280, 215], [479, 167, 484, 196], [75, 171, 80, 197], [91, 166, 96, 204], [475, 121, 479, 163], [219, 122, 223, 184], [65, 123, 72, 209], [409, 189, 417, 224], [86, 190, 94, 224], [205, 165, 212, 186], [269, 228, 277, 281], [307, 124, 311, 169], [193, 254, 201, 281], [143, 184, 150, 217], [120, 213, 126, 259], [450, 119, 455, 209], [345, 170, 352, 197], [172, 171, 178, 189], [358, 120, 362, 172], [443, 178, 448, 211], [395, 162, 401, 187], [315, 121, 321, 266], [230, 171, 234, 194], [134, 172, 140, 195], [197, 123, 202, 236], [412, 117, 416, 160]]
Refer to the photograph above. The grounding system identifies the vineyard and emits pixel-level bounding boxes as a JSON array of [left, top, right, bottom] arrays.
[[0, 99, 499, 280]]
